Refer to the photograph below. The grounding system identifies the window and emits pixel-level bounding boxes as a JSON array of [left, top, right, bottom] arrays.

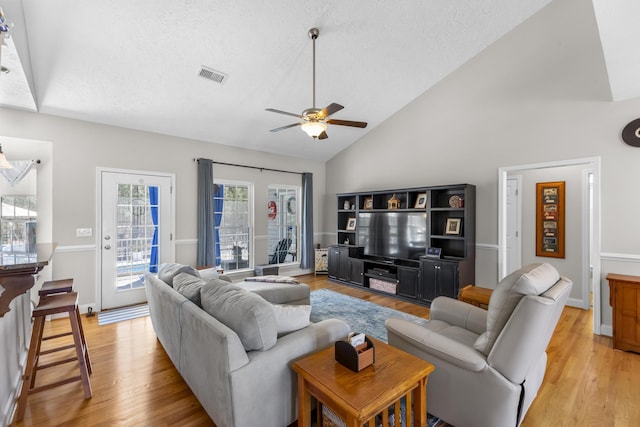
[[267, 185, 299, 265], [214, 181, 252, 271], [0, 195, 37, 264]]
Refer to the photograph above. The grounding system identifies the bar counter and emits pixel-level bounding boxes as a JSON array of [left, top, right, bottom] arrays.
[[0, 243, 56, 317]]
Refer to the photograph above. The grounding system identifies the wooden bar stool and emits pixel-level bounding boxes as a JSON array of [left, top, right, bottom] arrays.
[[16, 291, 92, 421], [38, 278, 74, 296]]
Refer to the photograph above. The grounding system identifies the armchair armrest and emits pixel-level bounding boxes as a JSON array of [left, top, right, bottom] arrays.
[[386, 317, 488, 372], [430, 296, 487, 335]]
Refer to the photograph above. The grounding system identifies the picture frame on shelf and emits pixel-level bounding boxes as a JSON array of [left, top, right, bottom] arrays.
[[414, 193, 427, 209], [346, 217, 357, 231], [445, 218, 462, 235], [363, 197, 373, 210]]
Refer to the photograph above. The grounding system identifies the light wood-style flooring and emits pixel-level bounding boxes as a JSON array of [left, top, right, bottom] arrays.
[[11, 274, 640, 426]]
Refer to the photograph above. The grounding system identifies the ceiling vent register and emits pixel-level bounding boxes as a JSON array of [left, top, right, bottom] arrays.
[[198, 66, 228, 84]]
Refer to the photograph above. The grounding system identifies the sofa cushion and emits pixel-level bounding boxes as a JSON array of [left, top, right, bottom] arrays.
[[201, 283, 278, 351], [271, 304, 311, 336], [474, 263, 560, 355], [173, 272, 209, 306], [157, 263, 200, 287]]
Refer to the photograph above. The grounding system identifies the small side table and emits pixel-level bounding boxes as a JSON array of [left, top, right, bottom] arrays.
[[458, 285, 493, 309], [292, 337, 434, 427], [315, 248, 328, 275]]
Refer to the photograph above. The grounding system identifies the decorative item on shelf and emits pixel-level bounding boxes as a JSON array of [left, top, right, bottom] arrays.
[[426, 247, 442, 258], [343, 200, 351, 210], [414, 193, 427, 209], [448, 195, 464, 208], [363, 197, 373, 210], [445, 218, 462, 235], [387, 194, 400, 209], [346, 217, 357, 231]]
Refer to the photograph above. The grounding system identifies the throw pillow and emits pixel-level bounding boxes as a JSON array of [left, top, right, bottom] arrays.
[[201, 283, 278, 352], [473, 263, 560, 355], [198, 267, 232, 283], [157, 263, 200, 287], [271, 304, 311, 335], [173, 272, 208, 306]]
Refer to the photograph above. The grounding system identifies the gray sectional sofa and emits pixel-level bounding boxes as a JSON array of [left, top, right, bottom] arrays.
[[144, 264, 350, 427]]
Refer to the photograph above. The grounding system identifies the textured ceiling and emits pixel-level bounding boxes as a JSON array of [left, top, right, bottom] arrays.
[[0, 0, 636, 161]]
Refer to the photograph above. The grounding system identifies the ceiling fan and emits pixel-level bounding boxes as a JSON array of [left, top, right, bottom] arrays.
[[266, 28, 367, 140]]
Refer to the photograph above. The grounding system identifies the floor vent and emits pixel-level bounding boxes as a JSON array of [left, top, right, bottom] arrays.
[[198, 66, 228, 84]]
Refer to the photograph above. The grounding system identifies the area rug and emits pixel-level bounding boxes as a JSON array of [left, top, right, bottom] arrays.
[[98, 304, 150, 326], [310, 289, 429, 343]]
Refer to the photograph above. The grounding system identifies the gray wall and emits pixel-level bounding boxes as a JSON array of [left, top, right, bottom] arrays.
[[326, 0, 639, 334]]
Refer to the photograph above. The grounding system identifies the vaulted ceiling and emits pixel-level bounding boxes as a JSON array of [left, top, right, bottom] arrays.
[[1, 0, 637, 161]]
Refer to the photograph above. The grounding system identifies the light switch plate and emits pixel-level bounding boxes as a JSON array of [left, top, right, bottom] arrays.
[[76, 228, 92, 237]]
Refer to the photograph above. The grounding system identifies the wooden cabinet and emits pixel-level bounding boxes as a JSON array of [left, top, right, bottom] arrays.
[[328, 245, 364, 284], [420, 259, 459, 304], [607, 273, 640, 353], [348, 258, 364, 286], [397, 266, 419, 298]]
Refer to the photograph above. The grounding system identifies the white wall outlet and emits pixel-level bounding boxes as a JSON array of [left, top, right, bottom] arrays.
[[76, 228, 92, 237]]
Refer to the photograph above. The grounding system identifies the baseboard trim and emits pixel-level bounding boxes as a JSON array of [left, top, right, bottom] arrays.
[[600, 325, 612, 337]]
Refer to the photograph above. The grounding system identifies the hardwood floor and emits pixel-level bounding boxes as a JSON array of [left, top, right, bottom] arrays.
[[11, 274, 640, 426]]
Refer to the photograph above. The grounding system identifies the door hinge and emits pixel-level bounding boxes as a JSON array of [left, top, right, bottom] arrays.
[[170, 233, 173, 241]]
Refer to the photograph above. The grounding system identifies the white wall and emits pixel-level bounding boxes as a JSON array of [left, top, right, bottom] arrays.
[[326, 0, 640, 332]]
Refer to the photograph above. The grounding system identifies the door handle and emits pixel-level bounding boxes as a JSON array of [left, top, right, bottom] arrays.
[[104, 235, 111, 240], [104, 244, 111, 250]]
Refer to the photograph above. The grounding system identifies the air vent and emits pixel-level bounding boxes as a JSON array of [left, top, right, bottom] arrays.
[[198, 66, 228, 84]]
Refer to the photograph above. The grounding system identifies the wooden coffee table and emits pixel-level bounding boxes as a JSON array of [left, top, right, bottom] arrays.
[[292, 337, 435, 427]]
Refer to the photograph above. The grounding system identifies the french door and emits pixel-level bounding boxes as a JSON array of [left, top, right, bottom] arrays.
[[100, 170, 173, 310]]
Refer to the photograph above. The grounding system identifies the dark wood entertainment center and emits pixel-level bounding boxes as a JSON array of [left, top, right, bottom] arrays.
[[328, 184, 475, 306]]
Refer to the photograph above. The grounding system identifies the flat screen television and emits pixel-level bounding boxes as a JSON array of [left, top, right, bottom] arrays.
[[357, 212, 427, 261]]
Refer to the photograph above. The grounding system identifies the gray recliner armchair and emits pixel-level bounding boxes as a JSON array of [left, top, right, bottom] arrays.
[[385, 263, 572, 427]]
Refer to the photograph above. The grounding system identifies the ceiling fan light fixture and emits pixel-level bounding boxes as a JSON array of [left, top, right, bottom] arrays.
[[301, 121, 327, 138]]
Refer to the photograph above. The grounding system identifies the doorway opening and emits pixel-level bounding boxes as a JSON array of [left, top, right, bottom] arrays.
[[498, 157, 601, 334]]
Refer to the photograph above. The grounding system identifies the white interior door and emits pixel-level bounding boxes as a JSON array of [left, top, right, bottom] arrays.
[[100, 171, 173, 310]]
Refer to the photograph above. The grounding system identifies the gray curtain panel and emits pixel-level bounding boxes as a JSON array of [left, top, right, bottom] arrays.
[[301, 172, 314, 269], [197, 158, 216, 267]]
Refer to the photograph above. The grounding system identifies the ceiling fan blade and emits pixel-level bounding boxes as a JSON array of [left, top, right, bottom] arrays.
[[270, 123, 302, 132], [318, 131, 328, 140], [318, 103, 344, 118], [326, 119, 368, 128], [266, 108, 303, 118]]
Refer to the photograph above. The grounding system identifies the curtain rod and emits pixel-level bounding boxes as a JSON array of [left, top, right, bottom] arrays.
[[194, 158, 303, 175]]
